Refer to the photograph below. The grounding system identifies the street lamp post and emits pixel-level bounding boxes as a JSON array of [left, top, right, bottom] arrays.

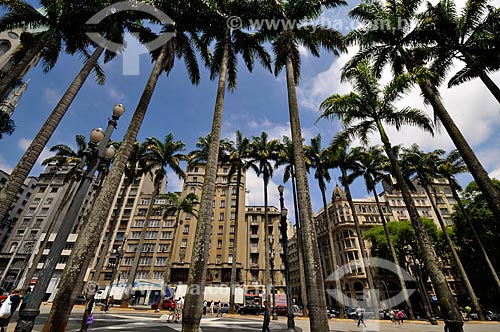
[[104, 246, 123, 310], [270, 239, 278, 321], [15, 104, 124, 332], [278, 184, 296, 331]]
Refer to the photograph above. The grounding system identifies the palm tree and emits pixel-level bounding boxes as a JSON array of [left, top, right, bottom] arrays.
[[318, 60, 464, 332], [0, 110, 15, 139], [43, 2, 210, 330], [91, 141, 147, 282], [352, 145, 415, 319], [123, 134, 186, 304], [418, 0, 500, 103], [156, 191, 198, 306], [226, 130, 250, 314], [327, 142, 380, 316], [304, 134, 344, 318], [347, 0, 500, 226], [275, 136, 308, 316], [400, 144, 484, 320], [247, 131, 281, 308], [259, 0, 346, 328], [437, 150, 500, 294], [0, 0, 147, 227], [188, 134, 233, 165], [181, 3, 272, 330]]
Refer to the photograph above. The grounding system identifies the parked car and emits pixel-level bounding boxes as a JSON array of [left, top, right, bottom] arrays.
[[151, 298, 176, 311], [238, 304, 263, 315], [219, 302, 240, 314], [274, 305, 288, 316], [75, 295, 87, 305], [486, 311, 500, 321]]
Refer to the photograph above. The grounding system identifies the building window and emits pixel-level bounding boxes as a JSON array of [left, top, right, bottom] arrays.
[[230, 225, 235, 233], [51, 187, 59, 193], [183, 225, 189, 234], [221, 188, 226, 196], [217, 240, 222, 248], [163, 220, 174, 227], [231, 199, 237, 207], [228, 255, 233, 263], [21, 218, 30, 227], [229, 239, 234, 247], [136, 271, 148, 279], [45, 198, 53, 205], [194, 167, 199, 173], [161, 231, 172, 239], [141, 199, 150, 205], [153, 271, 163, 280], [230, 212, 236, 220], [139, 257, 151, 265], [219, 212, 224, 221], [216, 255, 221, 264], [440, 208, 449, 215], [181, 239, 187, 247], [159, 244, 170, 252], [218, 226, 223, 235], [220, 200, 226, 208], [148, 219, 160, 227], [127, 244, 137, 252], [142, 244, 155, 252], [26, 207, 36, 216], [138, 209, 147, 216], [134, 220, 145, 227], [231, 187, 237, 195], [223, 167, 228, 173], [186, 212, 192, 220], [156, 258, 166, 266], [131, 232, 141, 239]]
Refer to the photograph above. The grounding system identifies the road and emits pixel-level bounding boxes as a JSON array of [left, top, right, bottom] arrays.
[[5, 305, 500, 332]]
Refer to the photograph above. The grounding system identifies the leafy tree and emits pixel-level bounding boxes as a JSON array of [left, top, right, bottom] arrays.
[[400, 144, 484, 319], [247, 131, 281, 307], [418, 0, 500, 103], [318, 60, 463, 332], [260, 0, 347, 328], [0, 110, 15, 139], [123, 134, 187, 303], [304, 134, 344, 317], [347, 0, 500, 230], [226, 130, 251, 314], [437, 151, 500, 293], [156, 191, 198, 305], [351, 145, 414, 318], [451, 179, 500, 309], [182, 2, 272, 329]]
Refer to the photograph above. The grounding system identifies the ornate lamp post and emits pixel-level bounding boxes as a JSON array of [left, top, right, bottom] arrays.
[[104, 246, 123, 310], [269, 240, 278, 321], [278, 184, 296, 331], [15, 104, 124, 332]]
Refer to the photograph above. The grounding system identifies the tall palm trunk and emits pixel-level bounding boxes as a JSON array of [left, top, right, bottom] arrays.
[[160, 211, 182, 306], [285, 56, 329, 331], [376, 120, 463, 332], [373, 188, 414, 319], [182, 36, 228, 332], [38, 41, 173, 332], [229, 167, 242, 314], [423, 184, 484, 320], [0, 40, 44, 101], [318, 178, 343, 318], [447, 177, 500, 293], [413, 68, 500, 223], [0, 47, 104, 226], [290, 168, 308, 316], [92, 176, 133, 282], [122, 177, 162, 304], [460, 50, 500, 104], [263, 177, 271, 307], [340, 168, 379, 315]]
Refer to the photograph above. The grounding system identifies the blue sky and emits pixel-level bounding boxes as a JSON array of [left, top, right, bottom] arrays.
[[1, 0, 500, 224]]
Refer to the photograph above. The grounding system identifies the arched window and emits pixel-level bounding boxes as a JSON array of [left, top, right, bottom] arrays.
[[0, 40, 11, 58], [9, 242, 18, 253]]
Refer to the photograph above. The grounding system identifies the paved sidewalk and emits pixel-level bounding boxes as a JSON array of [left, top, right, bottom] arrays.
[[5, 304, 500, 332]]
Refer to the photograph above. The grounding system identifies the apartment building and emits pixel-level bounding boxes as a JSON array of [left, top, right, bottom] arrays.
[[0, 169, 38, 252], [309, 177, 463, 310]]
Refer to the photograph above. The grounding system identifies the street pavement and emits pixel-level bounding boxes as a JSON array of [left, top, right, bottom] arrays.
[[5, 304, 500, 332]]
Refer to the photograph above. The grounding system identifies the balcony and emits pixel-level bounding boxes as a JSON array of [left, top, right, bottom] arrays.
[[250, 234, 259, 239], [250, 263, 259, 269]]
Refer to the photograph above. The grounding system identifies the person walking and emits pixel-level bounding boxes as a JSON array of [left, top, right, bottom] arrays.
[[210, 300, 214, 315], [0, 288, 21, 332], [215, 300, 223, 317], [262, 300, 271, 332], [79, 295, 96, 332], [356, 306, 366, 328], [19, 288, 31, 312], [203, 300, 207, 315], [396, 309, 405, 325], [389, 309, 396, 324]]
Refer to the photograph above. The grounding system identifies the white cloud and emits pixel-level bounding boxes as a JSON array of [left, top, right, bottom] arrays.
[[0, 155, 13, 174], [166, 170, 184, 193], [105, 85, 126, 102], [44, 88, 61, 105]]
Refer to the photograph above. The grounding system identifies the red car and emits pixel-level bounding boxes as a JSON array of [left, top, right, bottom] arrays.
[[151, 299, 176, 311]]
